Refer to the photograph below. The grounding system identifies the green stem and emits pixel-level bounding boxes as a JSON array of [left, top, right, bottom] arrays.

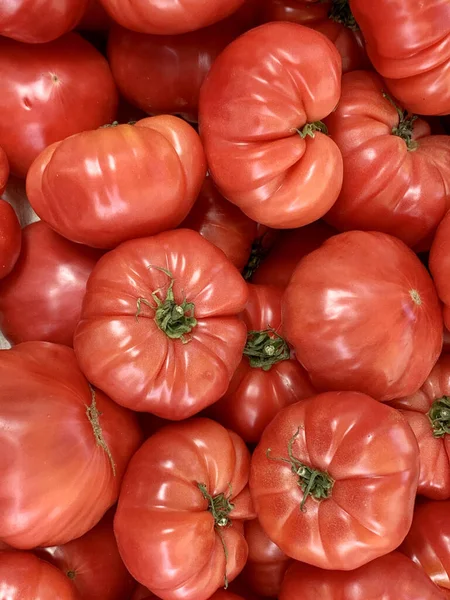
[[86, 386, 116, 477], [328, 0, 359, 30], [267, 428, 334, 511], [295, 121, 328, 139], [244, 328, 290, 371], [383, 92, 418, 151], [428, 396, 450, 437], [242, 234, 272, 281]]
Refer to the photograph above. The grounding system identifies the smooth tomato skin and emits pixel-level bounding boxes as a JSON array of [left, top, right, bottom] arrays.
[[0, 145, 9, 195], [282, 231, 443, 401], [98, 0, 246, 34], [430, 211, 450, 331], [252, 221, 336, 288], [181, 177, 257, 271], [401, 500, 450, 597], [279, 552, 446, 600], [388, 354, 450, 500], [37, 510, 135, 600], [0, 200, 21, 280], [199, 22, 343, 229], [250, 392, 420, 570], [0, 34, 118, 178], [0, 342, 143, 549], [0, 551, 79, 600], [27, 116, 206, 249], [209, 284, 316, 443], [114, 418, 255, 600], [350, 0, 450, 115], [324, 71, 450, 248], [0, 221, 102, 346], [74, 229, 249, 420]]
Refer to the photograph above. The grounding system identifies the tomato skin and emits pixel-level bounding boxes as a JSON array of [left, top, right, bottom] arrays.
[[0, 34, 118, 179], [401, 500, 450, 597], [0, 221, 102, 346], [323, 71, 450, 248], [74, 229, 249, 420], [350, 0, 450, 116], [279, 552, 446, 600], [114, 418, 255, 600], [37, 510, 135, 600], [0, 200, 21, 280], [0, 342, 143, 549], [250, 392, 420, 570], [282, 231, 443, 401], [27, 116, 206, 249], [78, 0, 112, 30], [199, 22, 343, 229], [0, 551, 79, 600], [430, 211, 450, 332], [209, 284, 315, 443], [0, 145, 9, 195]]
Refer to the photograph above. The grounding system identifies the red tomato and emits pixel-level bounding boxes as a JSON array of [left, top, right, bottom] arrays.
[[283, 231, 443, 401], [37, 509, 134, 600], [0, 342, 142, 549], [98, 0, 246, 34], [250, 392, 420, 569], [74, 229, 249, 419], [208, 284, 315, 443], [242, 519, 291, 598], [388, 354, 450, 500], [131, 584, 157, 600], [0, 221, 102, 346], [0, 0, 87, 43], [27, 116, 206, 248], [259, 0, 369, 73], [401, 500, 450, 597], [444, 327, 450, 353], [350, 0, 450, 116], [430, 211, 450, 332], [211, 592, 247, 600], [323, 71, 450, 248], [78, 0, 112, 30], [181, 177, 257, 271], [0, 200, 21, 280], [114, 418, 255, 600], [0, 144, 9, 195], [0, 33, 117, 179], [199, 22, 343, 229], [279, 552, 446, 600], [0, 551, 79, 600], [251, 221, 336, 288]]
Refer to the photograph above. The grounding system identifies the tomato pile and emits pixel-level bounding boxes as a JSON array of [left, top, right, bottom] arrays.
[[1, 1, 450, 599]]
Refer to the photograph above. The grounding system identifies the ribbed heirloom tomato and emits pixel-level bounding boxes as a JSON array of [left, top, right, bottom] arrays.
[[250, 392, 420, 570], [0, 199, 21, 280], [199, 22, 343, 229], [114, 418, 255, 600], [430, 211, 450, 332]]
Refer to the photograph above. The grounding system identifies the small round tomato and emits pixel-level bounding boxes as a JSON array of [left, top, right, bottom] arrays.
[[0, 144, 9, 195], [114, 418, 255, 600], [430, 211, 450, 332], [0, 200, 21, 280]]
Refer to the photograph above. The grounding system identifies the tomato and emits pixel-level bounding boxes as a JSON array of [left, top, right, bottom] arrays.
[[401, 500, 450, 597], [444, 327, 450, 354], [323, 71, 450, 248], [199, 22, 343, 229], [251, 221, 336, 288], [37, 509, 134, 600], [250, 392, 419, 569], [208, 284, 315, 443], [0, 221, 102, 346], [78, 0, 112, 30], [27, 116, 206, 249], [211, 592, 247, 600], [350, 0, 450, 116], [74, 229, 248, 420], [0, 342, 142, 549], [131, 585, 157, 600], [242, 519, 291, 598], [259, 0, 369, 73], [181, 177, 257, 271], [0, 200, 21, 280], [0, 551, 79, 600], [114, 418, 255, 600], [279, 552, 446, 600], [98, 0, 246, 34], [430, 211, 450, 332], [282, 231, 443, 401], [0, 144, 9, 195]]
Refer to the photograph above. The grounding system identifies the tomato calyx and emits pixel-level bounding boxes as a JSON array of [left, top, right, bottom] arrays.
[[135, 266, 197, 343], [244, 328, 290, 371], [243, 234, 272, 281], [383, 92, 418, 151], [428, 396, 450, 437], [295, 121, 329, 139], [86, 386, 116, 476], [267, 427, 334, 512], [67, 570, 76, 580], [198, 483, 235, 588], [328, 0, 359, 31]]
